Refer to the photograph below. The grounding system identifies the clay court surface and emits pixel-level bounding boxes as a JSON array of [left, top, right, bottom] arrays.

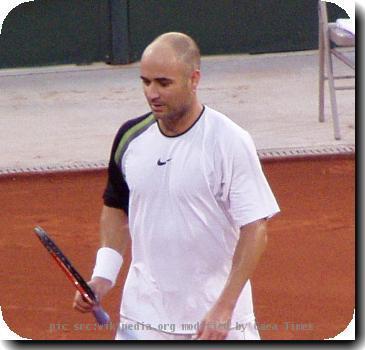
[[0, 155, 354, 340]]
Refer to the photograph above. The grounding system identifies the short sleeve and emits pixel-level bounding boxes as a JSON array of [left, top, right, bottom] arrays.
[[103, 112, 155, 215], [103, 127, 130, 214], [221, 129, 280, 228], [103, 153, 129, 214]]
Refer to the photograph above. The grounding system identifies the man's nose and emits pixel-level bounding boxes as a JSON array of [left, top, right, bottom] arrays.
[[145, 84, 160, 101]]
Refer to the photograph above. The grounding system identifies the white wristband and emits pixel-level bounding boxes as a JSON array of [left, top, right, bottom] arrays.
[[91, 247, 123, 287]]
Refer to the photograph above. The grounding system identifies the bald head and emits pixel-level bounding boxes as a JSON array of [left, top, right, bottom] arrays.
[[142, 32, 201, 74]]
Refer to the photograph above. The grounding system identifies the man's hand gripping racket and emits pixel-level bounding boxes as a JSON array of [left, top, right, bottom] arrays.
[[33, 226, 111, 325]]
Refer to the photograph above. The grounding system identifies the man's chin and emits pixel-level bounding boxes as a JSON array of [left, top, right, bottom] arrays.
[[151, 108, 184, 122], [151, 110, 169, 120], [151, 111, 163, 119]]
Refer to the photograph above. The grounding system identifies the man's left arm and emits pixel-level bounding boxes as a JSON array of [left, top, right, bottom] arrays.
[[196, 218, 268, 340]]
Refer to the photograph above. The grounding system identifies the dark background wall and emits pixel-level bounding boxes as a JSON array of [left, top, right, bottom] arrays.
[[0, 0, 111, 68], [0, 0, 347, 68]]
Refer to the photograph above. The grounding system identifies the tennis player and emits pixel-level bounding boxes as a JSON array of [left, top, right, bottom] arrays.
[[73, 32, 280, 340]]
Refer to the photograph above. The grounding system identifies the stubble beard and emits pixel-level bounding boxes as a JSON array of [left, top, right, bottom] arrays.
[[155, 101, 192, 133]]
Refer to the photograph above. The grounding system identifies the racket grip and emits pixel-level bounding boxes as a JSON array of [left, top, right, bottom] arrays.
[[92, 305, 111, 325]]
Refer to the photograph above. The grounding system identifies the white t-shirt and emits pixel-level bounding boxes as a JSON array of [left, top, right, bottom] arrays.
[[103, 105, 280, 333]]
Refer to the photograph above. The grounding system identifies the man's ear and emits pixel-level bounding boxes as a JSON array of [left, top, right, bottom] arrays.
[[191, 69, 201, 93]]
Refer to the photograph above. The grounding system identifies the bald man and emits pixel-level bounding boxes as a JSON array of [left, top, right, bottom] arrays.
[[73, 32, 280, 340]]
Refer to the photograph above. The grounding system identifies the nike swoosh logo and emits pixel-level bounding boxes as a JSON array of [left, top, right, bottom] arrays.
[[157, 158, 172, 166]]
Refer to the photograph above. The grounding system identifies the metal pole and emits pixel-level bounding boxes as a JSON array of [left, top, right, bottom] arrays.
[[109, 0, 129, 64]]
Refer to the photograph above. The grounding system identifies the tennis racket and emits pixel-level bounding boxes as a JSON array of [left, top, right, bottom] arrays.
[[33, 226, 110, 325]]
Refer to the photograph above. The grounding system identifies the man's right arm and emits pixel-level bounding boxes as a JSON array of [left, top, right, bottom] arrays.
[[99, 205, 130, 257], [73, 205, 130, 313]]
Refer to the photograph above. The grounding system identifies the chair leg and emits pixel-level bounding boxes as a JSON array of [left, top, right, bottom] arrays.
[[325, 50, 341, 140], [319, 14, 325, 122]]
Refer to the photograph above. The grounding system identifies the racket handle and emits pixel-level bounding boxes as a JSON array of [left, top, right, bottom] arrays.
[[92, 305, 111, 325]]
